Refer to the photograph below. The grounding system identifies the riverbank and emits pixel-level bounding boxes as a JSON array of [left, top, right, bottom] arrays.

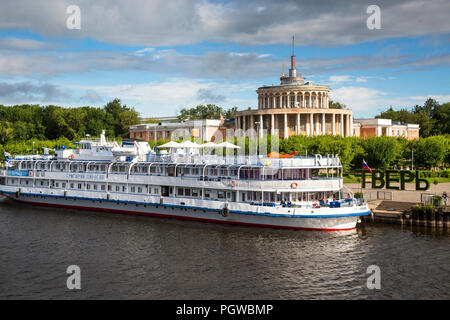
[[346, 183, 450, 229]]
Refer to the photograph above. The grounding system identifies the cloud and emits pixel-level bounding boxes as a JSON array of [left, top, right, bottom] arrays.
[[72, 78, 256, 117], [0, 37, 48, 51], [80, 90, 103, 103], [134, 47, 155, 56], [328, 75, 352, 84], [0, 81, 70, 103], [0, 46, 448, 80], [329, 86, 388, 117], [196, 88, 226, 103], [0, 0, 449, 47]]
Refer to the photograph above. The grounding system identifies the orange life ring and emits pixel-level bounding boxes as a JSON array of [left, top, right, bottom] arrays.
[[291, 182, 298, 189], [231, 180, 237, 188], [29, 171, 34, 177], [70, 154, 75, 160]]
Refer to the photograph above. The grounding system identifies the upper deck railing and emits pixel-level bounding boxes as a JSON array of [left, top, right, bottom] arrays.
[[148, 153, 342, 168]]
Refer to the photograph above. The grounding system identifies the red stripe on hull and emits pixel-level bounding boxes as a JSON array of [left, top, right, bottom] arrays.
[[5, 195, 356, 232]]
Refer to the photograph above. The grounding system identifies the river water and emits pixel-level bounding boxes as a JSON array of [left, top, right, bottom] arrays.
[[0, 200, 449, 299]]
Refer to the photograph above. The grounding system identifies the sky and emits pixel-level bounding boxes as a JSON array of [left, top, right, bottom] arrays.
[[0, 0, 449, 118]]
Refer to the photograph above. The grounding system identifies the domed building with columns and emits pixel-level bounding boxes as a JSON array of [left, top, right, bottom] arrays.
[[235, 40, 353, 139]]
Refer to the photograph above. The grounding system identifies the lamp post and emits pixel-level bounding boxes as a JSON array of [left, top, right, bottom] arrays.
[[411, 148, 414, 170], [32, 141, 35, 155]]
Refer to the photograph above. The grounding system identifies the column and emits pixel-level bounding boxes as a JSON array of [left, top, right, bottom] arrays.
[[243, 115, 246, 132], [315, 115, 320, 135], [340, 114, 344, 136], [322, 113, 326, 135], [309, 113, 314, 136], [332, 113, 336, 135], [302, 93, 306, 108], [259, 114, 263, 138], [296, 113, 300, 135], [286, 93, 290, 109], [272, 95, 276, 109], [350, 115, 353, 137], [250, 114, 254, 132], [294, 92, 297, 108], [346, 115, 350, 137], [271, 114, 275, 135], [284, 113, 288, 139]]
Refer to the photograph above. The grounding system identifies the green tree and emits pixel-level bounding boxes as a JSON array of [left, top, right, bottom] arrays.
[[363, 137, 401, 169], [412, 136, 446, 169]]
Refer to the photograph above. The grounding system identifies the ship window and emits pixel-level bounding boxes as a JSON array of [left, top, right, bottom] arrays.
[[55, 182, 59, 188], [138, 187, 142, 193], [192, 189, 199, 197], [40, 181, 44, 186], [70, 183, 74, 188], [131, 186, 135, 193], [101, 185, 105, 191], [93, 184, 97, 190], [123, 186, 126, 192], [177, 187, 184, 196], [86, 184, 90, 190], [78, 183, 82, 189], [153, 188, 158, 194], [62, 183, 66, 188], [185, 189, 191, 196], [218, 191, 225, 199], [108, 185, 111, 191]]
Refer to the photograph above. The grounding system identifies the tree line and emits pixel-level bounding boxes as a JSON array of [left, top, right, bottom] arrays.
[[0, 98, 139, 144], [376, 98, 450, 137]]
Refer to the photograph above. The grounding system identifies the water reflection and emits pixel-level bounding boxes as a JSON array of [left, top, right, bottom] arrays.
[[0, 202, 449, 299]]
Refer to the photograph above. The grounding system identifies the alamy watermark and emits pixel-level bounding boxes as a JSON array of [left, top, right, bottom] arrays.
[[66, 5, 81, 30], [366, 264, 381, 289], [366, 5, 381, 30], [66, 265, 81, 290]]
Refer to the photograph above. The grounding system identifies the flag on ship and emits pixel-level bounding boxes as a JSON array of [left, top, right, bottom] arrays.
[[362, 159, 372, 173]]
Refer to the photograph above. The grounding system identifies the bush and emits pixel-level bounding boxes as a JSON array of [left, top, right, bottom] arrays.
[[354, 192, 364, 199]]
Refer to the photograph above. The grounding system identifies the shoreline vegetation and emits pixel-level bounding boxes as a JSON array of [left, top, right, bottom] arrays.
[[0, 98, 449, 176]]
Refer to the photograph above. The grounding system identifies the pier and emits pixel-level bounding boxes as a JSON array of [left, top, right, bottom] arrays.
[[362, 200, 450, 229]]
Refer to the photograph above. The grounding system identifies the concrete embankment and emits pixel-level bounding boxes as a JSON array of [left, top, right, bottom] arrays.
[[362, 200, 450, 229], [346, 183, 450, 229]]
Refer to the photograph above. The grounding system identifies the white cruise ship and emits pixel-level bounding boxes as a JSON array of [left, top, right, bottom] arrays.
[[0, 132, 370, 231]]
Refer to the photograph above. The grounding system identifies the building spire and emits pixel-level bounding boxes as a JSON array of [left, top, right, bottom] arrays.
[[292, 35, 295, 56], [289, 35, 296, 76]]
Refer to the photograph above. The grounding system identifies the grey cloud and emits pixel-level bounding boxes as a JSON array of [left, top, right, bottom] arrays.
[[0, 37, 48, 51], [80, 90, 103, 103], [196, 88, 226, 102], [0, 81, 70, 102], [2, 48, 448, 80], [0, 0, 448, 47]]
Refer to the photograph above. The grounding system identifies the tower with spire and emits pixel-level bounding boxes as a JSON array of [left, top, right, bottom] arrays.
[[280, 36, 304, 85]]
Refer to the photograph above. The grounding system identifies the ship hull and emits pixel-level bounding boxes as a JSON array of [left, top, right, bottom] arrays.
[[2, 192, 368, 231]]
